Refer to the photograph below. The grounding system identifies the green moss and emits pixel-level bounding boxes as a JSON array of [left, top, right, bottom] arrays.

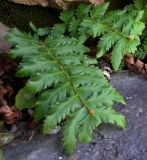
[[0, 0, 59, 31]]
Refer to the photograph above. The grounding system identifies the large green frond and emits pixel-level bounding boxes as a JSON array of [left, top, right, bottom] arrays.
[[6, 7, 127, 154]]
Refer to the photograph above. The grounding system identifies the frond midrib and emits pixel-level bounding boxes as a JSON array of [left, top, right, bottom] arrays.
[[39, 42, 89, 112]]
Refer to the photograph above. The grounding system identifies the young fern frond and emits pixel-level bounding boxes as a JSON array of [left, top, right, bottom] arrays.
[[6, 25, 125, 154], [58, 2, 145, 70]]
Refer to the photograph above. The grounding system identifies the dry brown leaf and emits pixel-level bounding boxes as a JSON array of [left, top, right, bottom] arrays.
[[0, 105, 21, 124], [124, 54, 147, 77], [124, 54, 135, 65]]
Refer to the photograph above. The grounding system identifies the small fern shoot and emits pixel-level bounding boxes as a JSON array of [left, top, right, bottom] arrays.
[[6, 24, 126, 154]]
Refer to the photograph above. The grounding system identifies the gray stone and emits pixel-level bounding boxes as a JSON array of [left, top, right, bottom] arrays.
[[3, 71, 147, 160]]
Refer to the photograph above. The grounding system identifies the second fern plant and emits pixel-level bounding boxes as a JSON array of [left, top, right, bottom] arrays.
[[56, 2, 145, 70]]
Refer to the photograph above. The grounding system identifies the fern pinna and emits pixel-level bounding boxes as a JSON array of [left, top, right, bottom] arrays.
[[127, 0, 147, 59], [56, 2, 145, 70], [6, 6, 127, 154]]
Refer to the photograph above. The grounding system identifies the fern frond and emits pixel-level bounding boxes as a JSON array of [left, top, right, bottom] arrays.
[[29, 22, 50, 36], [90, 2, 109, 19], [58, 3, 145, 70], [134, 37, 147, 59], [60, 9, 75, 23], [134, 0, 147, 11], [7, 25, 126, 154], [16, 88, 36, 110], [124, 0, 147, 59], [50, 24, 66, 37]]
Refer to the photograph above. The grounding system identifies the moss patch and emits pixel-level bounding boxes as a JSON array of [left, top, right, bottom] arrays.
[[0, 0, 59, 31]]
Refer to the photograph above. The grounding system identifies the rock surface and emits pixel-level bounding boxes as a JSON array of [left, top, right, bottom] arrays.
[[8, 0, 90, 9], [3, 71, 147, 160], [8, 0, 131, 10]]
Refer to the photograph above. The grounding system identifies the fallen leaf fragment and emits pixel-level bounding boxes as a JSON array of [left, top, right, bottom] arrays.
[[0, 105, 21, 125]]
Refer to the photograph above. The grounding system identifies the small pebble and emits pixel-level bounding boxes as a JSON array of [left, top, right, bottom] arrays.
[[138, 107, 143, 113], [59, 156, 62, 160], [126, 97, 133, 100], [85, 152, 88, 155], [77, 150, 80, 153]]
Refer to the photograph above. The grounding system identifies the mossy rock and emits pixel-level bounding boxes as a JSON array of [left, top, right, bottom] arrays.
[[0, 0, 59, 31]]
